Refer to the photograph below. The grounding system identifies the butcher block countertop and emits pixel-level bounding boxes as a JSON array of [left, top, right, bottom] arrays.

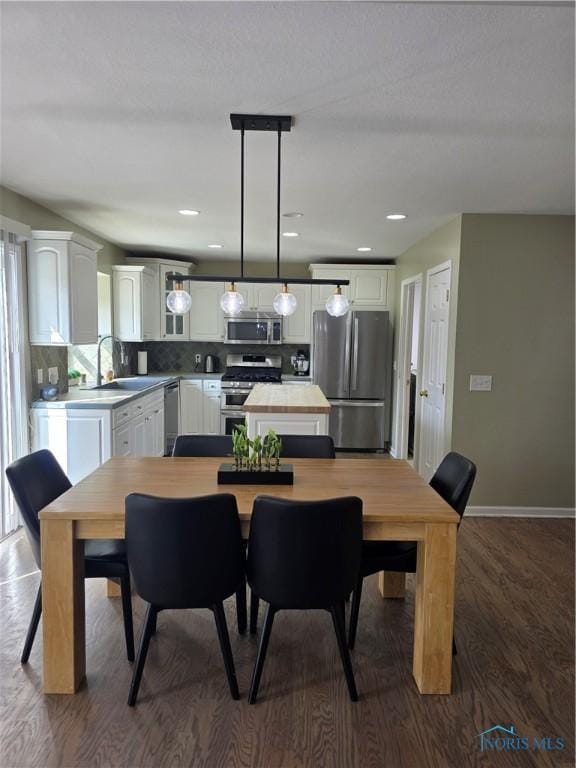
[[243, 384, 331, 414]]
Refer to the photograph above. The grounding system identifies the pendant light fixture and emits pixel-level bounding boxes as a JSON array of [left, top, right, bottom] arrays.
[[166, 114, 350, 314], [326, 285, 350, 317], [166, 279, 192, 315], [220, 281, 245, 315], [273, 283, 298, 316]]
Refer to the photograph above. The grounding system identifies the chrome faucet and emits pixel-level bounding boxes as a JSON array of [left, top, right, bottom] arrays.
[[96, 335, 126, 385]]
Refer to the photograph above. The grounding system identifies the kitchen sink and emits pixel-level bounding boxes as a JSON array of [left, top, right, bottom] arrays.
[[90, 377, 169, 391]]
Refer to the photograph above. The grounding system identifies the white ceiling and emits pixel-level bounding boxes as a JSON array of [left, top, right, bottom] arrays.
[[1, 1, 573, 263]]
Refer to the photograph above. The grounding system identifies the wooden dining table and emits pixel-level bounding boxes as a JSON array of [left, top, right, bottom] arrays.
[[38, 456, 459, 696]]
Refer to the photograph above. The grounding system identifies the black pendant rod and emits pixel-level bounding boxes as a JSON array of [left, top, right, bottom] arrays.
[[276, 128, 281, 280], [240, 124, 245, 279], [166, 273, 349, 286]]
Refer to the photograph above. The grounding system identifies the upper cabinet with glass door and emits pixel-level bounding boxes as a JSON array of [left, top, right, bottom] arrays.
[[160, 263, 192, 340]]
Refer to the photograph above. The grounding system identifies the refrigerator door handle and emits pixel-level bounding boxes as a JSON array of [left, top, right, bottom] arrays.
[[351, 316, 359, 392], [329, 400, 385, 407]]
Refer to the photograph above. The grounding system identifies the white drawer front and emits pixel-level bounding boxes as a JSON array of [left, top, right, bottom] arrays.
[[113, 403, 134, 427]]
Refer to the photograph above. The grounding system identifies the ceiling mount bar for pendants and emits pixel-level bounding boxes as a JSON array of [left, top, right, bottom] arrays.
[[166, 273, 349, 286]]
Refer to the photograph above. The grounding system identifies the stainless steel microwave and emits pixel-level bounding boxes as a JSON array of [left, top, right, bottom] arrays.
[[224, 313, 282, 345]]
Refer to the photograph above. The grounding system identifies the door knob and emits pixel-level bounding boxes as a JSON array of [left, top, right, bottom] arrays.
[[419, 389, 429, 397]]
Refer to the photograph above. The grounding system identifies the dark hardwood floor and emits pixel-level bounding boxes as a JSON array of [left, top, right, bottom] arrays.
[[0, 518, 573, 768]]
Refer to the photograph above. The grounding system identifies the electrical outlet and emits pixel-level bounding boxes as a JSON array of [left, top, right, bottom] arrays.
[[195, 354, 202, 364], [48, 367, 59, 385], [37, 369, 44, 384]]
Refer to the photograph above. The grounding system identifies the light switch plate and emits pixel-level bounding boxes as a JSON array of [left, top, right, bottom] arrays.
[[470, 375, 492, 392], [37, 369, 43, 384]]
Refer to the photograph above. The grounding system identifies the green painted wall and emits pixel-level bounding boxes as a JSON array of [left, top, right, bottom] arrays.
[[453, 214, 575, 508], [0, 186, 127, 273]]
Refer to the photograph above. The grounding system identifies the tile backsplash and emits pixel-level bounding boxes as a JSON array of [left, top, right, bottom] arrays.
[[29, 341, 310, 401], [29, 346, 69, 398], [123, 342, 310, 375]]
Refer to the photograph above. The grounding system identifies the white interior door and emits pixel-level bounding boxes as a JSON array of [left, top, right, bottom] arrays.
[[418, 263, 451, 482], [393, 276, 419, 459]]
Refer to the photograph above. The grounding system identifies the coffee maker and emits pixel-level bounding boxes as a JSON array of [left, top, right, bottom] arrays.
[[290, 350, 309, 376]]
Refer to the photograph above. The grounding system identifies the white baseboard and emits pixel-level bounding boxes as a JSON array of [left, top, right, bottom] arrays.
[[466, 506, 575, 519], [388, 446, 398, 459]]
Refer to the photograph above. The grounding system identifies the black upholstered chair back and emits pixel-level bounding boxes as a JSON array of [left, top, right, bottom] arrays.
[[430, 452, 477, 519], [248, 495, 362, 609], [125, 493, 245, 609], [172, 435, 233, 457], [5, 449, 72, 567], [275, 435, 336, 459]]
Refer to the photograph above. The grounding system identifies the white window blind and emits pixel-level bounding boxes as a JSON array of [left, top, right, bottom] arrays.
[[0, 224, 30, 538]]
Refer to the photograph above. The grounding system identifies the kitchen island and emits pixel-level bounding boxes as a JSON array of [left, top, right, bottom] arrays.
[[243, 383, 330, 437]]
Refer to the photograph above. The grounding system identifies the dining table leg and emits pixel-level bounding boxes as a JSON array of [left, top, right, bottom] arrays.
[[377, 571, 406, 598], [412, 522, 457, 694], [107, 579, 121, 597], [40, 519, 86, 693]]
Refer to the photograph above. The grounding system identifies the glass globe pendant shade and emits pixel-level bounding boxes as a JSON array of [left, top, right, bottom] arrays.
[[220, 282, 245, 315], [166, 281, 192, 314], [273, 284, 298, 316], [325, 286, 350, 317]]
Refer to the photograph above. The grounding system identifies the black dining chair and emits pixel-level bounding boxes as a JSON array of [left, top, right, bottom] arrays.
[[275, 435, 336, 459], [125, 492, 245, 706], [172, 434, 233, 457], [249, 434, 336, 634], [347, 451, 477, 650], [171, 433, 246, 635], [247, 495, 363, 704], [5, 449, 134, 664]]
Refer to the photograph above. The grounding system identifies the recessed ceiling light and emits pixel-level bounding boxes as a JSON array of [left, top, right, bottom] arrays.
[[283, 212, 304, 218], [357, 247, 372, 252], [386, 213, 406, 220], [208, 244, 223, 249], [179, 209, 200, 216], [282, 232, 299, 237]]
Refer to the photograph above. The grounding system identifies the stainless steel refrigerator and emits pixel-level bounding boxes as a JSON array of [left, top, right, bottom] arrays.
[[312, 310, 393, 450]]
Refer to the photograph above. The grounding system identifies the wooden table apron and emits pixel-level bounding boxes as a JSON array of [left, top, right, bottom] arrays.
[[39, 457, 459, 696]]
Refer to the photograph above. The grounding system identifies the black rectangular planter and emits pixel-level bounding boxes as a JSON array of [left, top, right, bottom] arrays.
[[217, 463, 294, 485]]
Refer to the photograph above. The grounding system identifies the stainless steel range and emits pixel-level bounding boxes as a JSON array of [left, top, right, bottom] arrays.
[[220, 354, 282, 435]]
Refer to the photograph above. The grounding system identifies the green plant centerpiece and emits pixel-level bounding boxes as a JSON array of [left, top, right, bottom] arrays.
[[219, 427, 291, 484], [231, 426, 283, 472]]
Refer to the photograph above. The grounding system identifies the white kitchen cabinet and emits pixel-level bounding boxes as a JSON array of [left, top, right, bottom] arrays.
[[33, 390, 166, 482], [179, 379, 222, 434], [28, 230, 102, 345], [189, 282, 225, 342], [113, 420, 132, 457], [309, 264, 395, 312], [148, 396, 165, 455], [309, 267, 351, 309], [31, 408, 112, 484], [282, 284, 312, 343], [204, 392, 222, 435], [111, 391, 164, 457], [112, 265, 158, 341], [160, 263, 191, 340], [131, 411, 148, 456], [245, 283, 278, 311], [179, 380, 205, 433]]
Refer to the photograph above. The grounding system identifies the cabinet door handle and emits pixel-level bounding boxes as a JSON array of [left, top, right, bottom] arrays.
[[154, 409, 159, 414], [123, 440, 129, 445]]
